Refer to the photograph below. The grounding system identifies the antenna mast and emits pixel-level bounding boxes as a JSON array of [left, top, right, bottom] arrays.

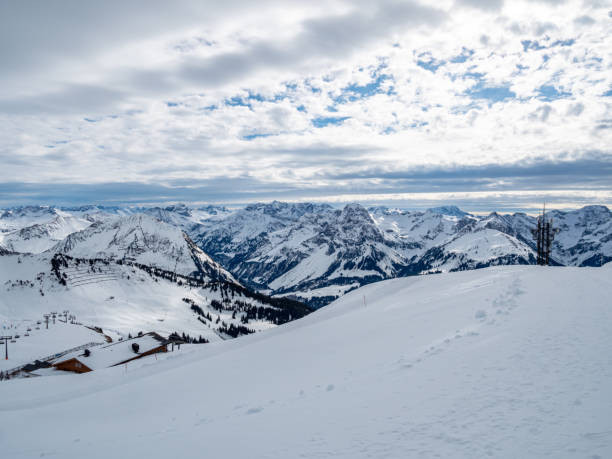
[[531, 203, 558, 266]]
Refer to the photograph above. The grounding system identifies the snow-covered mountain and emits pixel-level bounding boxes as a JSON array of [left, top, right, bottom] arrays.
[[2, 264, 611, 458], [0, 213, 92, 253], [0, 206, 60, 232], [0, 251, 310, 345], [191, 202, 610, 306], [0, 214, 312, 345], [0, 205, 122, 254], [193, 202, 405, 306], [2, 202, 610, 307], [192, 203, 533, 306], [0, 204, 233, 254], [51, 214, 237, 283], [547, 205, 612, 266]]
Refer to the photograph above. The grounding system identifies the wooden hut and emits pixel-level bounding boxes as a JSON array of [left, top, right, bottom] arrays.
[[53, 357, 92, 373]]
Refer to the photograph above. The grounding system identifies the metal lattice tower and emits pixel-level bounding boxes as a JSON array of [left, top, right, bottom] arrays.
[[531, 204, 559, 265]]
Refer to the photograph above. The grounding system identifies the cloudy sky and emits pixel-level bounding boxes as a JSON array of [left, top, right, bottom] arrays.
[[1, 0, 611, 212]]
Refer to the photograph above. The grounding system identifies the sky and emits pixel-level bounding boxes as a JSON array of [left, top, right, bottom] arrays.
[[0, 0, 611, 213]]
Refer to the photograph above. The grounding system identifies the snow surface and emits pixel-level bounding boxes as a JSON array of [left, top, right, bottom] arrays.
[[55, 334, 165, 371], [1, 265, 611, 458], [52, 214, 236, 280], [0, 254, 279, 344], [0, 321, 104, 372], [0, 214, 92, 253]]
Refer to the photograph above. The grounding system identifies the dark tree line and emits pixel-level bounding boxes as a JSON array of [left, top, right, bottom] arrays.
[[216, 323, 255, 338], [168, 332, 209, 343], [182, 296, 297, 326]]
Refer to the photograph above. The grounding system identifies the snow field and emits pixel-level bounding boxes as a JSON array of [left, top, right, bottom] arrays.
[[0, 265, 610, 458]]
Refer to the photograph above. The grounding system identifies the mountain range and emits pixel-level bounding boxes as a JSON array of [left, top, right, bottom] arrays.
[[1, 202, 611, 307], [0, 213, 310, 341]]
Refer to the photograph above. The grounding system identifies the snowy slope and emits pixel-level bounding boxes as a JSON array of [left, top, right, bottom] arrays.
[[0, 214, 311, 361], [0, 206, 60, 232], [547, 206, 612, 266], [0, 252, 311, 347], [0, 213, 92, 253], [195, 203, 538, 305], [3, 202, 610, 307], [194, 203, 610, 306], [0, 321, 106, 372], [194, 202, 408, 306], [1, 265, 611, 458], [52, 213, 237, 282]]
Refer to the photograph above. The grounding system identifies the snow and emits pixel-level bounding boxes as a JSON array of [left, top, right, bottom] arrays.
[[0, 214, 92, 253], [267, 246, 336, 290], [4, 203, 610, 308], [0, 321, 104, 372], [0, 254, 286, 345], [55, 334, 165, 371], [52, 213, 237, 282], [439, 228, 532, 269], [0, 265, 611, 458], [276, 282, 361, 300]]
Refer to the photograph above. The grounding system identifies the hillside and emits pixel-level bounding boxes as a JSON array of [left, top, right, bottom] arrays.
[[0, 214, 312, 352], [1, 265, 610, 458], [0, 252, 310, 346]]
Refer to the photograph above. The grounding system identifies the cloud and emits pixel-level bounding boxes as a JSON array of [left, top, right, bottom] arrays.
[[574, 15, 596, 25], [566, 102, 584, 116], [0, 84, 125, 115], [3, 153, 611, 212], [455, 0, 505, 11], [174, 2, 446, 88], [529, 104, 553, 122], [0, 0, 610, 212]]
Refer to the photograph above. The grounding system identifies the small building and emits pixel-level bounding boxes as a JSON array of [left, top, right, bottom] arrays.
[[52, 332, 169, 374], [53, 358, 92, 373]]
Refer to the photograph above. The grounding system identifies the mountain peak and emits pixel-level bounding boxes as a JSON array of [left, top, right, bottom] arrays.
[[51, 213, 236, 282], [427, 205, 469, 217], [341, 202, 369, 215], [243, 201, 333, 220]]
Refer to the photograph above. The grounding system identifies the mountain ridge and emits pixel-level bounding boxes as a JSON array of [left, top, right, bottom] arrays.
[[2, 202, 610, 307]]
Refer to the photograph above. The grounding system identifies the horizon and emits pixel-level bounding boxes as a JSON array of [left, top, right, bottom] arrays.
[[1, 199, 610, 217]]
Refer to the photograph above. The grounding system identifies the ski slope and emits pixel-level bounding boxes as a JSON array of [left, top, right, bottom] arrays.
[[1, 265, 611, 458], [0, 253, 295, 345]]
